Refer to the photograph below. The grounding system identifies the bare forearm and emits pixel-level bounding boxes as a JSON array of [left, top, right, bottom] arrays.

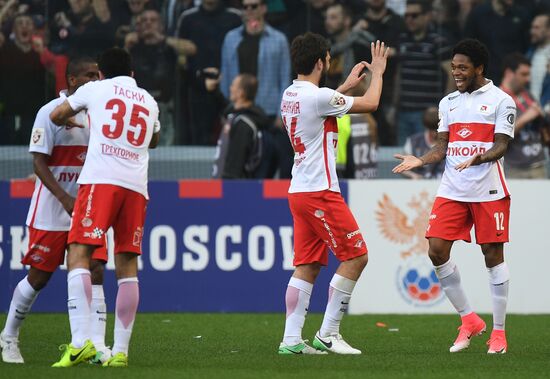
[[33, 155, 70, 201], [477, 139, 509, 164], [419, 133, 448, 165], [360, 72, 383, 110]]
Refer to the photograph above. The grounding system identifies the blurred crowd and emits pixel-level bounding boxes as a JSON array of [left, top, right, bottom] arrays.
[[0, 0, 549, 179]]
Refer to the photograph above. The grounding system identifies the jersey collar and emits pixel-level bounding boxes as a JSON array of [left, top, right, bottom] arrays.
[[111, 76, 138, 87], [471, 79, 493, 94]]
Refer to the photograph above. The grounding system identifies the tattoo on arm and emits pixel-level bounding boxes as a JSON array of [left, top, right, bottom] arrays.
[[419, 132, 449, 165], [478, 133, 511, 164]]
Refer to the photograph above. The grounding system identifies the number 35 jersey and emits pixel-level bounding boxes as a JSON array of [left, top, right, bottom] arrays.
[[66, 76, 159, 199], [280, 80, 354, 194]]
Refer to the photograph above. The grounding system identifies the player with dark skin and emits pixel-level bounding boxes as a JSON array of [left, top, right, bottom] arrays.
[[29, 61, 105, 291], [392, 51, 511, 271]]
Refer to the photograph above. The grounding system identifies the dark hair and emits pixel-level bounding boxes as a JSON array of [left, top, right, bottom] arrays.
[[407, 0, 432, 13], [98, 47, 132, 78], [290, 32, 330, 75], [65, 56, 96, 80], [238, 74, 258, 101], [502, 52, 531, 73], [327, 3, 352, 19], [452, 39, 489, 75]]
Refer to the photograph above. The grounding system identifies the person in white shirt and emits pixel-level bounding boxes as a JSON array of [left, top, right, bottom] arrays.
[[393, 39, 516, 355], [49, 48, 161, 368], [0, 57, 111, 365], [278, 33, 388, 355]]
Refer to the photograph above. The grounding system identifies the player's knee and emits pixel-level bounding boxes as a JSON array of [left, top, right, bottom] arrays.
[[27, 269, 52, 291], [354, 253, 368, 270], [427, 248, 448, 266]]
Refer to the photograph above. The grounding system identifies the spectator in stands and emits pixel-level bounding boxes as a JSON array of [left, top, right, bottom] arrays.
[[395, 0, 452, 145], [176, 0, 241, 145], [0, 13, 50, 145], [400, 106, 445, 179], [112, 0, 157, 46], [432, 0, 461, 46], [162, 0, 194, 36], [0, 0, 18, 37], [50, 0, 116, 57], [500, 53, 549, 179], [463, 0, 531, 84], [353, 0, 406, 146], [221, 0, 292, 178], [324, 3, 374, 89], [528, 13, 550, 102], [283, 0, 333, 43], [126, 9, 183, 145], [211, 74, 269, 179]]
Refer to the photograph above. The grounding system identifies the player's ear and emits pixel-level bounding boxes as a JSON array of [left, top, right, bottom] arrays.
[[98, 70, 106, 80]]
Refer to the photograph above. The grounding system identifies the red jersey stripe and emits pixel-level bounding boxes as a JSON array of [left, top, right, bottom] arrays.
[[29, 182, 43, 227], [448, 122, 495, 143], [496, 160, 510, 197], [263, 180, 290, 199], [322, 117, 337, 188], [48, 145, 88, 167], [179, 180, 222, 199]]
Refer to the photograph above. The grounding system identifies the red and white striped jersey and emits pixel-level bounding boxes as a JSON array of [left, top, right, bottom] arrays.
[[437, 81, 516, 202], [67, 76, 159, 199], [280, 80, 354, 193], [27, 92, 89, 231]]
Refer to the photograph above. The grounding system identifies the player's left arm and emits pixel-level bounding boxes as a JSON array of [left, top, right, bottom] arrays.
[[455, 96, 516, 171], [454, 133, 511, 171], [149, 116, 161, 149]]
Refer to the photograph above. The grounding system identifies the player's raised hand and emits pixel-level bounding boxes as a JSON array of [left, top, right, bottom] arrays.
[[454, 153, 483, 172], [392, 154, 424, 173], [364, 40, 389, 76], [340, 61, 368, 92]]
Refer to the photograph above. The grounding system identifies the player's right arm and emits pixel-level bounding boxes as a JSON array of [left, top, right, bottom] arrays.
[[347, 40, 389, 114], [393, 97, 449, 173], [50, 81, 95, 126]]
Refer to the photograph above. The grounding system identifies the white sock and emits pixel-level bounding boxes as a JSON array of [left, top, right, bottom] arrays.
[[434, 260, 472, 317], [488, 262, 509, 331], [283, 277, 313, 346], [319, 274, 356, 337], [67, 268, 92, 348], [3, 276, 39, 338], [113, 277, 139, 356], [90, 285, 107, 351]]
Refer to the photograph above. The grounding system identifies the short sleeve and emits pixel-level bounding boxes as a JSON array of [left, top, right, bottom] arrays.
[[495, 96, 516, 139], [403, 137, 412, 155], [29, 105, 55, 155], [437, 97, 449, 133], [316, 88, 354, 117], [67, 81, 96, 112]]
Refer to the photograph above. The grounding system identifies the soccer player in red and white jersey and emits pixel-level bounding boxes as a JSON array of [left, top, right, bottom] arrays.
[[49, 48, 160, 368], [278, 33, 388, 355], [0, 57, 111, 364], [393, 39, 516, 354]]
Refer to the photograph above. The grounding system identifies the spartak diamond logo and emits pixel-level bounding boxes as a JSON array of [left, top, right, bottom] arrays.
[[457, 127, 472, 139]]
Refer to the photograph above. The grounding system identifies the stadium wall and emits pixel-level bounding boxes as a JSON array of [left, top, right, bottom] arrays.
[[1, 180, 548, 314]]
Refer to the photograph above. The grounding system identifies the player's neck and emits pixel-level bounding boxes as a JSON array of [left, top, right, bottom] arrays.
[[467, 78, 489, 93], [296, 73, 320, 87]]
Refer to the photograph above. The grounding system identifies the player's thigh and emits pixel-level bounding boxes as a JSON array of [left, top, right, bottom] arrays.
[[288, 192, 329, 266], [112, 188, 148, 255], [323, 191, 368, 262], [22, 227, 67, 273], [426, 197, 473, 242], [471, 196, 510, 244], [69, 184, 122, 247]]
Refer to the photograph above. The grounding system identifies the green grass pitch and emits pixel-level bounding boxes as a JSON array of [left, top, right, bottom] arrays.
[[0, 313, 549, 378]]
